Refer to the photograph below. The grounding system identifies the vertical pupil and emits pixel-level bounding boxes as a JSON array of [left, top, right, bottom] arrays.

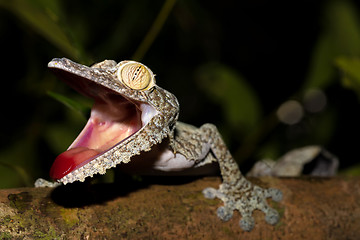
[[132, 66, 142, 80]]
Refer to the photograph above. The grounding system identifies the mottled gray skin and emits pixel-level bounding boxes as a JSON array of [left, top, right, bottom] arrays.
[[46, 58, 282, 231]]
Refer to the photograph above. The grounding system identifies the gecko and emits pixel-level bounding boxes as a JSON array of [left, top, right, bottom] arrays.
[[40, 58, 282, 231]]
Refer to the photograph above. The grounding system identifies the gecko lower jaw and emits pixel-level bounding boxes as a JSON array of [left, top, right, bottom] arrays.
[[50, 85, 158, 180]]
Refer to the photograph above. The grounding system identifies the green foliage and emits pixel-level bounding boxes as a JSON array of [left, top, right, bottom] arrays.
[[196, 63, 261, 134], [340, 164, 360, 176], [0, 0, 84, 61], [0, 140, 34, 187], [335, 57, 360, 97], [303, 0, 360, 90], [47, 91, 91, 118]]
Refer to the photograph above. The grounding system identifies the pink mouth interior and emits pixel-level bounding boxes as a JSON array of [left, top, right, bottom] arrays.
[[49, 72, 143, 180]]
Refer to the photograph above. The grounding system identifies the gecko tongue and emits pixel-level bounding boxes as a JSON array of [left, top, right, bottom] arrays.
[[50, 147, 100, 180], [50, 99, 142, 180]]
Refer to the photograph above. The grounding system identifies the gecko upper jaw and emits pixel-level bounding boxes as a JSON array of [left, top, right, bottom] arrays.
[[48, 58, 159, 182]]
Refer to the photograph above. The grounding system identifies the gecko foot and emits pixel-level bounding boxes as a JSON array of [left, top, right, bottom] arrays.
[[203, 183, 282, 231]]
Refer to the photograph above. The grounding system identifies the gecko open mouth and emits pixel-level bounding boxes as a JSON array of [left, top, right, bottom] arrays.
[[48, 64, 158, 181]]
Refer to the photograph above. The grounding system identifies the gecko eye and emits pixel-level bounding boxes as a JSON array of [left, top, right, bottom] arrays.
[[116, 61, 155, 90]]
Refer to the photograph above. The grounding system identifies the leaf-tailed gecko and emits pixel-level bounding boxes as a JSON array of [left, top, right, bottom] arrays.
[[37, 58, 282, 231]]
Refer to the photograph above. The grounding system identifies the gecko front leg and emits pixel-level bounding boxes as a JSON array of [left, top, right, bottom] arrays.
[[174, 122, 282, 231]]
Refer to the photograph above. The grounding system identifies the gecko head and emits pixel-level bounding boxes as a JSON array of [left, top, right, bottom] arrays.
[[48, 58, 179, 184]]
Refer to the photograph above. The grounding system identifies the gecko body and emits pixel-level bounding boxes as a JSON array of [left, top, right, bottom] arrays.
[[45, 58, 282, 231]]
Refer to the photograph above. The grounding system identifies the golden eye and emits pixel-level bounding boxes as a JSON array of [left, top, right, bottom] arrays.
[[117, 61, 155, 90]]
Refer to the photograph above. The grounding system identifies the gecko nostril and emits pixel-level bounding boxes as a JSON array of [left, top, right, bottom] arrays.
[[97, 121, 106, 126]]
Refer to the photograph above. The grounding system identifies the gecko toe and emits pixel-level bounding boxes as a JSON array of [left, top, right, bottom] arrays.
[[265, 208, 280, 225], [217, 206, 233, 221], [239, 216, 255, 232], [202, 187, 217, 199], [267, 188, 283, 202]]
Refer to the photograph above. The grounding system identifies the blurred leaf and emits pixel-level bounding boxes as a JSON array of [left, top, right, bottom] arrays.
[[47, 91, 91, 118], [303, 34, 335, 90], [303, 0, 360, 90], [196, 63, 261, 133], [335, 57, 360, 96], [44, 123, 78, 153], [94, 1, 148, 59], [0, 161, 31, 188], [132, 0, 177, 61], [309, 109, 337, 145], [0, 0, 82, 60], [340, 164, 360, 176], [0, 140, 35, 188], [326, 0, 360, 56]]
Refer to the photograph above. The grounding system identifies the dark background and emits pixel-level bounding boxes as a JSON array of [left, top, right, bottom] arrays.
[[0, 0, 359, 188]]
